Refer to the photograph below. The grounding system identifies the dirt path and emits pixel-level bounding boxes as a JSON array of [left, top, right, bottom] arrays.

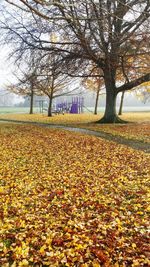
[[0, 119, 149, 153]]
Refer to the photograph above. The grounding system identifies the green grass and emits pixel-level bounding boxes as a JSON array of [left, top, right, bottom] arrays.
[[0, 107, 39, 114]]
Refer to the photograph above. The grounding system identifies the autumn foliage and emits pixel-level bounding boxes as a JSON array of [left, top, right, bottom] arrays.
[[0, 123, 149, 266]]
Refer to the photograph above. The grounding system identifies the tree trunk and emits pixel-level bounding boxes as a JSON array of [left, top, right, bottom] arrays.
[[96, 65, 126, 123], [99, 89, 119, 123], [118, 91, 125, 115], [29, 90, 34, 114], [97, 89, 126, 123], [97, 67, 120, 123], [94, 88, 100, 115], [48, 96, 53, 117]]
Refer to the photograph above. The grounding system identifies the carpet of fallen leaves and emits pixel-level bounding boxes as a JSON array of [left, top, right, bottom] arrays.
[[77, 123, 150, 144], [0, 112, 150, 124], [0, 123, 150, 267], [0, 113, 150, 144], [0, 113, 100, 124]]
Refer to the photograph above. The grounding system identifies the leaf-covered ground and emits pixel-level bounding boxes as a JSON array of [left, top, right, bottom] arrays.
[[0, 123, 150, 267], [0, 112, 150, 143], [0, 113, 100, 124], [76, 123, 150, 144], [0, 112, 150, 124]]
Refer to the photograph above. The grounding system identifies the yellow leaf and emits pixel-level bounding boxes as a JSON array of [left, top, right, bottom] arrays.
[[0, 186, 4, 193], [19, 259, 29, 266], [132, 243, 137, 249], [92, 259, 101, 267], [39, 244, 47, 254]]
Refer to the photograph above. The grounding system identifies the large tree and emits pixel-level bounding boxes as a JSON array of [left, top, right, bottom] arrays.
[[1, 0, 150, 122]]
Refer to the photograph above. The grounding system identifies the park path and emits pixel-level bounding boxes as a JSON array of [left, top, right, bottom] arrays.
[[0, 119, 149, 153]]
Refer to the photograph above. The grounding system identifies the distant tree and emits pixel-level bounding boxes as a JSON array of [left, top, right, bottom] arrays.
[[118, 91, 125, 116], [82, 67, 104, 115], [7, 57, 39, 114], [0, 89, 15, 106], [135, 81, 150, 103], [36, 54, 75, 117]]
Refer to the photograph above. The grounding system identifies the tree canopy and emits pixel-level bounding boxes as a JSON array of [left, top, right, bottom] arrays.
[[1, 0, 150, 122]]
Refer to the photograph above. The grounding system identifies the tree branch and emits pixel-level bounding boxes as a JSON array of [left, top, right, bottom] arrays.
[[117, 73, 150, 93]]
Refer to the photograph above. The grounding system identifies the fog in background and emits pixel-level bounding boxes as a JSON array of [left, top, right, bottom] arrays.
[[0, 47, 149, 110]]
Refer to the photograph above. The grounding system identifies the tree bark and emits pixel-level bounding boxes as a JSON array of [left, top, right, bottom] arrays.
[[48, 96, 53, 117], [99, 89, 119, 123], [29, 90, 34, 114], [97, 88, 126, 123], [118, 91, 125, 115], [97, 66, 122, 123]]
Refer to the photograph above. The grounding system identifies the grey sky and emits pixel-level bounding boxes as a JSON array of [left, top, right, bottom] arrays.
[[0, 47, 13, 88]]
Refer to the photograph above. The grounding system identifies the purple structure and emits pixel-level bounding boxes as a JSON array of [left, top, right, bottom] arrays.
[[56, 97, 84, 114], [70, 97, 84, 114]]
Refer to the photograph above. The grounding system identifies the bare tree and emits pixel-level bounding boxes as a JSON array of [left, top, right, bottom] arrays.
[[1, 0, 150, 122], [36, 53, 77, 116], [0, 89, 15, 106], [82, 66, 105, 115], [7, 56, 40, 114]]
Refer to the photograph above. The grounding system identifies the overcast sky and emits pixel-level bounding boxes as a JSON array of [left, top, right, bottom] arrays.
[[0, 46, 13, 88], [0, 46, 24, 103]]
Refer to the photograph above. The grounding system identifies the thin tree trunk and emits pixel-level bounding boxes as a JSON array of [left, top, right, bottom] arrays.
[[29, 90, 34, 114], [48, 96, 53, 117], [94, 87, 100, 115], [118, 91, 125, 115]]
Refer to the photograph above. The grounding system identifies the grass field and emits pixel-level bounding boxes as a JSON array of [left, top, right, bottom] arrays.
[[0, 107, 39, 114], [0, 123, 149, 266]]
